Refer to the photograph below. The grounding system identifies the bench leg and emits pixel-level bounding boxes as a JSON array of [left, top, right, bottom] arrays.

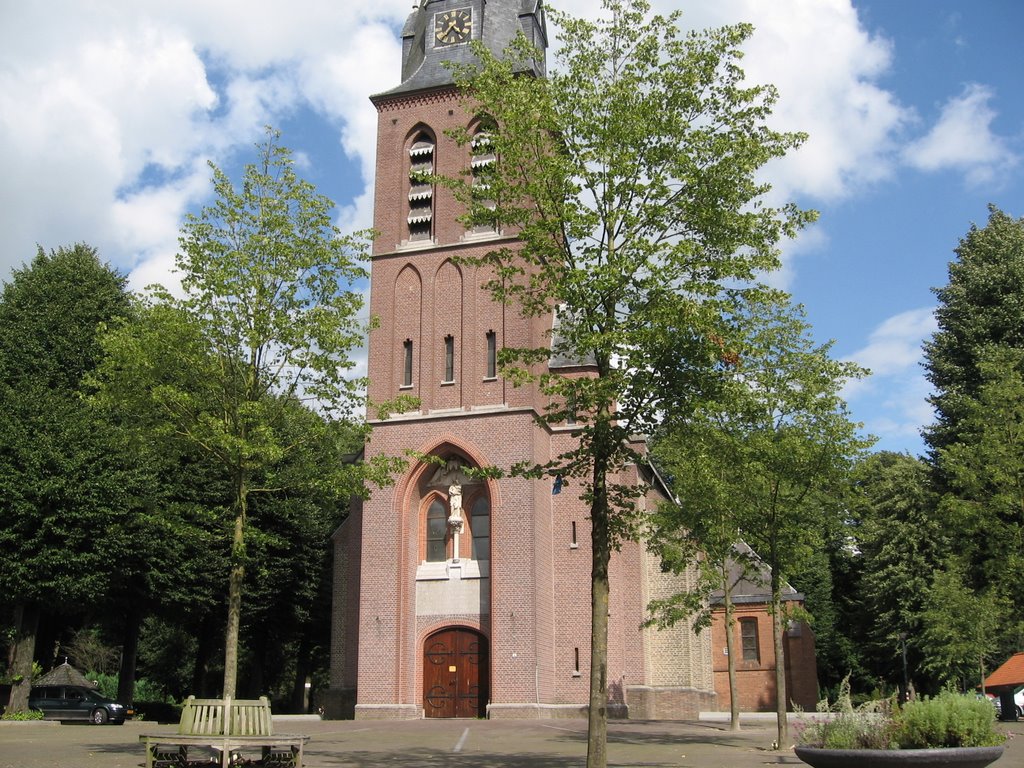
[[144, 744, 187, 768], [260, 745, 302, 767]]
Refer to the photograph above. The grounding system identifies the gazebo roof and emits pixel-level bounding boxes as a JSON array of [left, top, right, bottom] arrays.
[[984, 652, 1024, 691], [33, 661, 96, 689]]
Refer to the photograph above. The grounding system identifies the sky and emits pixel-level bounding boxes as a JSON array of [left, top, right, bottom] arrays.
[[1, 0, 1021, 458]]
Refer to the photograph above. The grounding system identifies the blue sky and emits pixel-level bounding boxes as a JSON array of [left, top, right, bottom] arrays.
[[1, 1, 1021, 458]]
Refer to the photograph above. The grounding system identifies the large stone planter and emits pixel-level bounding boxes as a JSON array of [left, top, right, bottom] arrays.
[[795, 745, 1004, 768]]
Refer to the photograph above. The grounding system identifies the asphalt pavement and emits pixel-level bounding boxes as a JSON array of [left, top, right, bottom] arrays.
[[2, 715, 1023, 768]]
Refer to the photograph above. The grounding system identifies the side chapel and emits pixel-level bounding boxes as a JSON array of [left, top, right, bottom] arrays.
[[326, 0, 814, 720]]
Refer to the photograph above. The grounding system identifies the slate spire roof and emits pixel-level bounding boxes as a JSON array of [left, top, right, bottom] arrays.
[[374, 0, 547, 101]]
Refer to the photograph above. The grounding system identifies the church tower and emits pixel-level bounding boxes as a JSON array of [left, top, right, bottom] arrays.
[[327, 0, 718, 720]]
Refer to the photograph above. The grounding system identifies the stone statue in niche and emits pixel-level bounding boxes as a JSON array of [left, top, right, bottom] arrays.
[[447, 483, 464, 532]]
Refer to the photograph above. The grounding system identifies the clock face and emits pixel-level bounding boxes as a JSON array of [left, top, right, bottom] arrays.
[[434, 8, 472, 46]]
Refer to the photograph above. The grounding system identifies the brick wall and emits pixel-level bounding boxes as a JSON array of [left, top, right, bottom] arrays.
[[326, 499, 362, 719], [711, 603, 818, 712]]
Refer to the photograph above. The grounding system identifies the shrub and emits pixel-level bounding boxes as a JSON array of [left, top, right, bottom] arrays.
[[797, 704, 898, 749], [88, 672, 174, 704], [797, 687, 1005, 750], [797, 676, 900, 749], [1, 709, 44, 721], [896, 690, 1003, 749]]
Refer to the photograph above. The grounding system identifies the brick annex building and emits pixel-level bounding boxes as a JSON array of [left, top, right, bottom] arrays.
[[326, 0, 817, 720]]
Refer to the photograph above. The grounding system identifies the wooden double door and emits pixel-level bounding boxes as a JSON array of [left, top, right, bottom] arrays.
[[423, 628, 488, 718]]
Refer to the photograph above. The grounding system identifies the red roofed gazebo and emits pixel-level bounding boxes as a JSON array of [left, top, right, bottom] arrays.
[[983, 652, 1024, 720]]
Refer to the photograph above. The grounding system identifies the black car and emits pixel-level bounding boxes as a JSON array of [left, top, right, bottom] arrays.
[[28, 685, 133, 724]]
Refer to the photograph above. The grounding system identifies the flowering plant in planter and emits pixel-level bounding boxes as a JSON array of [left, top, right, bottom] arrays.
[[795, 685, 1005, 768]]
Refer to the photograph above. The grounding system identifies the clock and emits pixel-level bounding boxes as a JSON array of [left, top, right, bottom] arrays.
[[434, 8, 472, 46]]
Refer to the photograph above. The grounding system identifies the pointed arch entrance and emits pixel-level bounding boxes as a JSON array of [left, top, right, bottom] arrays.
[[423, 627, 488, 718]]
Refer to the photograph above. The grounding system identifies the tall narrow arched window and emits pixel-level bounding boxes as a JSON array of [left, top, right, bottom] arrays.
[[470, 497, 490, 561], [443, 335, 455, 382], [426, 499, 448, 562], [408, 132, 435, 242], [485, 330, 496, 379], [402, 339, 413, 387]]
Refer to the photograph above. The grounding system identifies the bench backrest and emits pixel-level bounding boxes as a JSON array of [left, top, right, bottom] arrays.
[[178, 696, 273, 736]]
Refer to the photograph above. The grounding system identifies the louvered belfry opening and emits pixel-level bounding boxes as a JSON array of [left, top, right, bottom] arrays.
[[408, 132, 435, 241], [469, 120, 496, 234]]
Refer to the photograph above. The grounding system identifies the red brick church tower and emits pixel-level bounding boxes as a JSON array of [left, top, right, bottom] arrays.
[[326, 0, 720, 720]]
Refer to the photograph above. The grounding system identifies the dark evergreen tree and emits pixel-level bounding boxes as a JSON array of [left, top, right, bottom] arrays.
[[0, 245, 138, 714], [923, 206, 1024, 456], [849, 451, 945, 694], [922, 206, 1024, 664], [789, 522, 871, 699]]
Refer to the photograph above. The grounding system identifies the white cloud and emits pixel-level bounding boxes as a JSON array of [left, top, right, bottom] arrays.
[[0, 0, 1006, 420], [0, 0, 919, 291], [858, 372, 935, 452], [0, 0, 412, 291], [902, 83, 1020, 186], [847, 307, 937, 378], [841, 308, 937, 452], [728, 0, 911, 202], [552, 0, 911, 204]]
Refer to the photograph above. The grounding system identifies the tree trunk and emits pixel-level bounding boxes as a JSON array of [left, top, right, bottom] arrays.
[[771, 578, 789, 748], [291, 635, 312, 714], [6, 604, 39, 714], [117, 608, 141, 706], [722, 578, 740, 731], [586, 447, 611, 768], [223, 508, 245, 699]]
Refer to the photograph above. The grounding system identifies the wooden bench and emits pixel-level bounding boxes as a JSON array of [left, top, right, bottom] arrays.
[[139, 695, 309, 768]]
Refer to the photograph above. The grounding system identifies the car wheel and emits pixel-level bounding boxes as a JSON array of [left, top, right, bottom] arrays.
[[91, 708, 109, 725], [1017, 705, 1023, 719]]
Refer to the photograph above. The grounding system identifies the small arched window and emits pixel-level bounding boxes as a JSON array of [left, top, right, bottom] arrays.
[[408, 131, 435, 241], [426, 498, 448, 562]]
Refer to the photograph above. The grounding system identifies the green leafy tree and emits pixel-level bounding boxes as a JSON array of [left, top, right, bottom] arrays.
[[0, 245, 137, 714], [735, 302, 869, 747], [239, 403, 362, 704], [919, 558, 1007, 691], [85, 327, 233, 706], [94, 129, 375, 698], [647, 394, 765, 732], [445, 3, 814, 762], [654, 297, 868, 746]]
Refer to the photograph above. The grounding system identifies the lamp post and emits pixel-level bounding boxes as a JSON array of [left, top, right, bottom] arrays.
[[899, 632, 909, 699]]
